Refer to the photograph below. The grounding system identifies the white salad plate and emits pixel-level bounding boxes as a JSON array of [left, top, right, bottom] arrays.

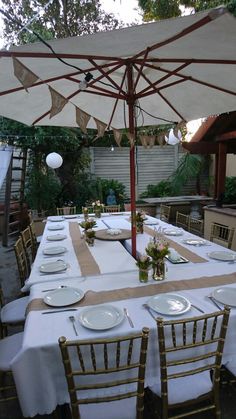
[[39, 260, 67, 274], [47, 224, 65, 231], [47, 216, 65, 222], [63, 214, 78, 219], [79, 304, 124, 330], [144, 220, 159, 225], [212, 287, 236, 307], [207, 251, 236, 261], [147, 293, 191, 315], [44, 287, 84, 307], [183, 238, 207, 246], [43, 246, 67, 256], [47, 234, 67, 241], [164, 229, 183, 236]]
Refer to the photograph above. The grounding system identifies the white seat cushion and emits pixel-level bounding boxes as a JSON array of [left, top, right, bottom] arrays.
[[1, 296, 29, 323], [79, 397, 137, 419], [150, 371, 213, 405], [0, 332, 24, 371]]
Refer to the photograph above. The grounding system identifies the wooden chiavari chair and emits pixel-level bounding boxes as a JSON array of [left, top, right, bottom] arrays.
[[160, 204, 171, 223], [104, 205, 120, 213], [20, 226, 35, 269], [188, 216, 204, 237], [57, 206, 77, 215], [148, 307, 230, 419], [59, 327, 149, 419], [0, 321, 23, 408], [210, 222, 235, 249], [175, 211, 189, 230], [14, 237, 30, 288]]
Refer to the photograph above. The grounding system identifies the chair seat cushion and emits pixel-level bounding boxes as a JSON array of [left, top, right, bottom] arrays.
[[0, 332, 24, 370], [1, 296, 29, 323], [79, 397, 137, 419], [150, 371, 213, 405]]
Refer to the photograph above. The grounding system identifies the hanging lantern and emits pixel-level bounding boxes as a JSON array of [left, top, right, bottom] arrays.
[[167, 128, 180, 145], [46, 152, 63, 169]]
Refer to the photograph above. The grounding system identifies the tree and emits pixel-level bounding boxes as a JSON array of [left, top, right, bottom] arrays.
[[138, 0, 236, 21], [0, 0, 120, 46]]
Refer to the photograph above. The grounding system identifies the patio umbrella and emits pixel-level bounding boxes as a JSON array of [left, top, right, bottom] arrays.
[[0, 5, 236, 257]]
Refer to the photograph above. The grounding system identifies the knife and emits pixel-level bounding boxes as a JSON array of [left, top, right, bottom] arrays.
[[42, 308, 77, 315], [123, 308, 134, 328]]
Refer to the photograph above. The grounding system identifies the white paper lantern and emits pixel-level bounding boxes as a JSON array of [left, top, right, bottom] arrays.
[[167, 128, 180, 145], [46, 152, 63, 169]]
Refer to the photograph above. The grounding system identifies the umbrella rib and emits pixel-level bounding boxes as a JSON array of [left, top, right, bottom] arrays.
[[107, 67, 128, 130], [132, 12, 223, 60], [89, 58, 126, 95], [133, 63, 185, 121]]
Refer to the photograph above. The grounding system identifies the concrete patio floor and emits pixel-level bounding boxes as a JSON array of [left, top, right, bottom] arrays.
[[0, 239, 236, 419]]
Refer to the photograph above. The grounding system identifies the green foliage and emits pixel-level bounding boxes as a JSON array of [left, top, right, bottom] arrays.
[[138, 0, 236, 21], [140, 180, 173, 198], [223, 177, 236, 204], [25, 168, 62, 214]]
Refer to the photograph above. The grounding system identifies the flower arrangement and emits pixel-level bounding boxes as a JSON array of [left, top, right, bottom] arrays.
[[85, 228, 95, 246], [136, 254, 151, 269], [145, 239, 169, 261], [135, 211, 146, 223], [92, 200, 104, 218], [79, 218, 97, 231], [82, 207, 89, 218]]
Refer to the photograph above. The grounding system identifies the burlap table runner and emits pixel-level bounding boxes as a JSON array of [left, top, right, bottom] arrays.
[[144, 225, 208, 263], [26, 272, 236, 314], [69, 222, 100, 276]]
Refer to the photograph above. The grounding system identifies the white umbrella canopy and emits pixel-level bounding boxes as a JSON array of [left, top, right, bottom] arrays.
[[0, 5, 236, 255]]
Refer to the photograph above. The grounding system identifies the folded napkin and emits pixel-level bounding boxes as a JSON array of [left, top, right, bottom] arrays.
[[169, 248, 181, 261]]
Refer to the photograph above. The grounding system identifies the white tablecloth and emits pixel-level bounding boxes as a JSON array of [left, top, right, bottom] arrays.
[[12, 214, 236, 417]]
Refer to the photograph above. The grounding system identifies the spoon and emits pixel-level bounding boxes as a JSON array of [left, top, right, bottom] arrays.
[[69, 316, 78, 336]]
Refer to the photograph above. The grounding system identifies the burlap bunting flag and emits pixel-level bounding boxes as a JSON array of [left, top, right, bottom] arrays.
[[94, 118, 107, 139], [113, 128, 122, 147], [49, 87, 68, 119], [76, 107, 91, 134], [13, 57, 39, 91], [126, 132, 135, 147]]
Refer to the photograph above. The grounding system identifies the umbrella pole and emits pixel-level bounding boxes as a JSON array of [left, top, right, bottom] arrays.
[[127, 64, 136, 259]]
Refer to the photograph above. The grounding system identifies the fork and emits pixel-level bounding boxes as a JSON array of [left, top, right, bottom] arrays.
[[69, 316, 78, 336], [207, 295, 222, 310]]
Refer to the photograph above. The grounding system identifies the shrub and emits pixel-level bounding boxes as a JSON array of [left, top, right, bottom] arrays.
[[140, 180, 173, 198], [223, 177, 236, 204]]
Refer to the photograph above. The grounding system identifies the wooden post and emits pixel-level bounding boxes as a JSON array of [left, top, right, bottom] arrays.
[[216, 142, 227, 205]]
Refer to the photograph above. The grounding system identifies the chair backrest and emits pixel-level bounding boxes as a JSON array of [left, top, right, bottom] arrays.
[[14, 237, 29, 287], [20, 226, 35, 267], [104, 205, 120, 213], [29, 221, 39, 258], [188, 216, 204, 237], [175, 211, 189, 230], [59, 327, 149, 419], [156, 307, 230, 418], [160, 204, 171, 223], [210, 222, 235, 249], [57, 206, 77, 215]]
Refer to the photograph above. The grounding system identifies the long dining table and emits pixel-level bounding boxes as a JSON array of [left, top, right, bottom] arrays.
[[11, 212, 236, 417]]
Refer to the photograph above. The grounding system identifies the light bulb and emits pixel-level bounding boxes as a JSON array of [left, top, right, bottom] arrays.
[[111, 145, 114, 152]]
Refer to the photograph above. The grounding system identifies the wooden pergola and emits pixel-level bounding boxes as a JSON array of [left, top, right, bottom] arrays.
[[182, 111, 236, 204]]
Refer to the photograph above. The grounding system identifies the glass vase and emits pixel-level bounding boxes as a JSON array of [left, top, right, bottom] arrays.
[[136, 222, 144, 234], [95, 209, 101, 218], [83, 212, 89, 221], [152, 259, 165, 281], [139, 268, 149, 283], [85, 235, 95, 246]]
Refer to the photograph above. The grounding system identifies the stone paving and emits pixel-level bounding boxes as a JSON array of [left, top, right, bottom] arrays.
[[0, 238, 236, 419]]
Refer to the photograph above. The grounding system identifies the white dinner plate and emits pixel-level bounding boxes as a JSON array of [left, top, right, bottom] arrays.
[[79, 304, 124, 330], [212, 287, 236, 307], [207, 251, 236, 261], [47, 224, 65, 231], [44, 287, 84, 307], [39, 260, 67, 274], [43, 246, 67, 256], [144, 219, 159, 225], [164, 229, 183, 236], [47, 216, 64, 222], [183, 238, 207, 246], [47, 234, 67, 241], [64, 214, 78, 219], [147, 293, 191, 315]]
